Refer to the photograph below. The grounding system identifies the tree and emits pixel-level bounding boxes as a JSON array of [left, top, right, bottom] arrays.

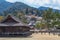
[[35, 21, 47, 29], [35, 21, 41, 29], [17, 12, 28, 24], [0, 16, 4, 22], [3, 11, 8, 16], [42, 8, 55, 28]]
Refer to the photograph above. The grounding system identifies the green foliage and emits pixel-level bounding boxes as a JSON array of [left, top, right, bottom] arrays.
[[35, 21, 41, 29], [42, 8, 60, 28], [0, 16, 4, 22], [17, 12, 28, 24], [35, 21, 47, 29]]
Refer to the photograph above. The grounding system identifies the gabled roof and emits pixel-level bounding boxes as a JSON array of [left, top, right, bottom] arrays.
[[1, 14, 21, 23], [0, 14, 29, 27]]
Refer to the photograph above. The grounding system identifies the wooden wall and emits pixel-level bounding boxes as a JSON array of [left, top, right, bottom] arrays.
[[0, 26, 30, 32]]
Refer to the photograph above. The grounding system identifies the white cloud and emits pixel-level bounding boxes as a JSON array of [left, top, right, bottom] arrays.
[[6, 0, 60, 10], [6, 0, 16, 2]]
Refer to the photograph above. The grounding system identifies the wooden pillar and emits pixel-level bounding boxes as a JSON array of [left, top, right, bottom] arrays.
[[0, 27, 2, 32]]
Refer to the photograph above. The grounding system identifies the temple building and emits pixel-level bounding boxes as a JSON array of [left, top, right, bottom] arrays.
[[0, 14, 32, 37]]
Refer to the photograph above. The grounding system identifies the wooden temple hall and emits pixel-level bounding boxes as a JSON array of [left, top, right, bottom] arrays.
[[0, 14, 32, 37]]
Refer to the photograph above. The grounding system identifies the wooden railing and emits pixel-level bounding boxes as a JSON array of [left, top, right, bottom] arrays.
[[0, 31, 32, 35]]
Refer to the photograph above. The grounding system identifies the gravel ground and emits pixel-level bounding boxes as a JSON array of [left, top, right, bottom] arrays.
[[0, 33, 60, 40]]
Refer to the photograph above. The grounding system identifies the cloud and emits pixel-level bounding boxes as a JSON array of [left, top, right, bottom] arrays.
[[6, 0, 16, 2], [6, 0, 60, 10]]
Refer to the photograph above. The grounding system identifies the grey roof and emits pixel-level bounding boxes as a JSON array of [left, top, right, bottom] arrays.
[[0, 14, 29, 27], [0, 23, 29, 27], [1, 14, 21, 23]]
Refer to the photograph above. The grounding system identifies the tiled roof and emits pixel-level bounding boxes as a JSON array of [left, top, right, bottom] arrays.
[[0, 23, 29, 27], [1, 14, 21, 23], [0, 14, 29, 27]]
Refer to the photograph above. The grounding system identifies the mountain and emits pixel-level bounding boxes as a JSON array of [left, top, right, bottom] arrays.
[[38, 6, 49, 10], [3, 2, 42, 16], [0, 0, 60, 16], [38, 6, 60, 12], [0, 0, 13, 12]]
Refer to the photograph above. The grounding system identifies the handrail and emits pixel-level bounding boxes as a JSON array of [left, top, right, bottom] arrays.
[[0, 31, 31, 34]]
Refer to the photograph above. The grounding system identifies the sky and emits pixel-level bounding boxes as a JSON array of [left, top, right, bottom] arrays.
[[6, 0, 60, 10]]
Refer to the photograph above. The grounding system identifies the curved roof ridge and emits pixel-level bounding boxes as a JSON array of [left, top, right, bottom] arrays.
[[1, 14, 21, 23]]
